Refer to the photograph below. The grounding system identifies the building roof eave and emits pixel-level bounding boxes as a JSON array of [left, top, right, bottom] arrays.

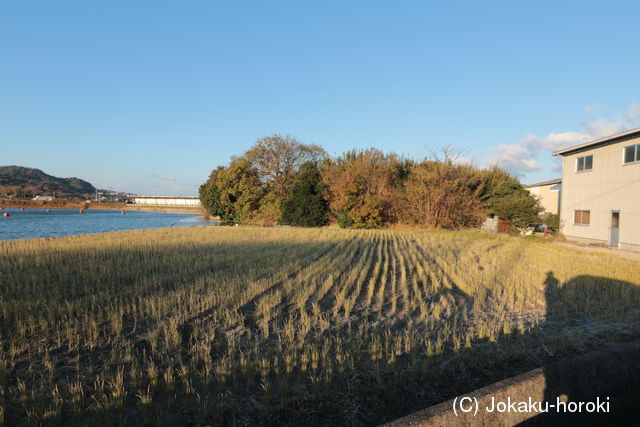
[[524, 178, 562, 188], [553, 127, 640, 156]]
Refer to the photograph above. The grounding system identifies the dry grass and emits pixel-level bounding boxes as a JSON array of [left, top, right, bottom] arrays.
[[1, 226, 639, 425]]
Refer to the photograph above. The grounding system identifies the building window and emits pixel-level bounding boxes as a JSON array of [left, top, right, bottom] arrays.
[[624, 144, 640, 164], [574, 210, 590, 225], [576, 155, 593, 172]]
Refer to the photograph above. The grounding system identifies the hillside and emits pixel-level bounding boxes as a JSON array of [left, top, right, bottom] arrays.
[[0, 165, 96, 199]]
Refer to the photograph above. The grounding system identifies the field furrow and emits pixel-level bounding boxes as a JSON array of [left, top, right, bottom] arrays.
[[1, 227, 639, 426]]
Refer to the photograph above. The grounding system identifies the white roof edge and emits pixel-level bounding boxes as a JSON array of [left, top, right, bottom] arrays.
[[523, 178, 562, 188], [552, 127, 640, 156]]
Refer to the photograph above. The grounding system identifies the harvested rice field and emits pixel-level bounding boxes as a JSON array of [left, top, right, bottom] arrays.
[[1, 227, 639, 425]]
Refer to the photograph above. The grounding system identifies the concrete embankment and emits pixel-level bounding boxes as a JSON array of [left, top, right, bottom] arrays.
[[384, 340, 640, 426]]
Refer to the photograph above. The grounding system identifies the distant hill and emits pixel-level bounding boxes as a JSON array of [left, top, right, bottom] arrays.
[[0, 166, 96, 199]]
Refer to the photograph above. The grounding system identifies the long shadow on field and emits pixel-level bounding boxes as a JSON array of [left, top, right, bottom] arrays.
[[386, 272, 640, 426], [4, 236, 640, 427], [516, 272, 640, 426], [265, 272, 640, 426]]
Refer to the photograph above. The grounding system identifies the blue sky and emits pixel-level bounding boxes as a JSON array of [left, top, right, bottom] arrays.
[[2, 1, 639, 195]]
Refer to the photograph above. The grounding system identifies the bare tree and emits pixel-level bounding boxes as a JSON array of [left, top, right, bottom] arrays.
[[246, 134, 326, 199], [401, 160, 485, 229]]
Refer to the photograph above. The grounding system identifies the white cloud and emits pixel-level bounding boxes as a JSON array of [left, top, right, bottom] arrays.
[[582, 119, 620, 138], [549, 163, 562, 173], [485, 143, 543, 175], [484, 103, 640, 176], [537, 131, 591, 150], [152, 174, 177, 181], [583, 104, 606, 114], [450, 155, 476, 166]]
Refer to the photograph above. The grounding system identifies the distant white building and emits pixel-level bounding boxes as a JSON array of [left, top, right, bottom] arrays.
[[524, 178, 561, 215], [33, 195, 55, 201], [131, 196, 201, 206], [553, 128, 640, 251]]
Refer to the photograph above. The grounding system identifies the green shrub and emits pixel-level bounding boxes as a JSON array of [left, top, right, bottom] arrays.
[[541, 212, 561, 231], [337, 210, 354, 228], [280, 162, 328, 227]]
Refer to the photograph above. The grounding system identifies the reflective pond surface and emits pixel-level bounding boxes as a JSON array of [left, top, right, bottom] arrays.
[[0, 208, 216, 240]]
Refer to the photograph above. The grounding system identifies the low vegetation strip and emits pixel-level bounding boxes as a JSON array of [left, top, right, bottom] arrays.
[[0, 227, 639, 425]]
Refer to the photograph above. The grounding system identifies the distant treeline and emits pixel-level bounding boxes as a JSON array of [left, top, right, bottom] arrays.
[[199, 134, 542, 230]]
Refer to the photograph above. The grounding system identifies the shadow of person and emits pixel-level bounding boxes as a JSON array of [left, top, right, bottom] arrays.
[[521, 271, 640, 426]]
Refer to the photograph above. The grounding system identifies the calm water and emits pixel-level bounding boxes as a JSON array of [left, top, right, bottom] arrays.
[[0, 208, 217, 241]]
